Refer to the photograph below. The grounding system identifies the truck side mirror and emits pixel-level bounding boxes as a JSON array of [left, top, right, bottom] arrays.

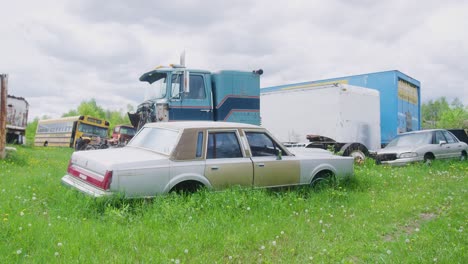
[[183, 71, 190, 94]]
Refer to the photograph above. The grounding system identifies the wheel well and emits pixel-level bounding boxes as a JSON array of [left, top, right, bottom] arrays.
[[170, 180, 205, 194], [424, 152, 435, 160], [311, 169, 335, 186], [462, 150, 467, 156]]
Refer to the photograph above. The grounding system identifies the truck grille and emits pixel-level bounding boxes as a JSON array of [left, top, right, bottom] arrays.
[[375, 153, 397, 164]]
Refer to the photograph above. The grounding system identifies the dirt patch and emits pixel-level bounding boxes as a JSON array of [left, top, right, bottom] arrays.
[[382, 211, 439, 241]]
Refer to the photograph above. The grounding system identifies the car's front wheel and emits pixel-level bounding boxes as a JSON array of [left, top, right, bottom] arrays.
[[310, 170, 336, 189], [461, 151, 467, 161], [424, 153, 435, 165]]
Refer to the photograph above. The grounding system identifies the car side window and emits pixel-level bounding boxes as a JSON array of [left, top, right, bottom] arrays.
[[434, 131, 446, 144], [196, 132, 203, 158], [442, 131, 456, 143], [245, 132, 285, 157], [207, 132, 243, 159]]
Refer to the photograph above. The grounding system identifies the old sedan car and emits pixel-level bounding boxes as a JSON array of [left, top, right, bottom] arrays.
[[375, 129, 468, 166], [62, 121, 354, 198]]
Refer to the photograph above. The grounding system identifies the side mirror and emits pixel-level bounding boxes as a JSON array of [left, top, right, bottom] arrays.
[[276, 149, 282, 160], [439, 140, 447, 146], [183, 70, 190, 94]]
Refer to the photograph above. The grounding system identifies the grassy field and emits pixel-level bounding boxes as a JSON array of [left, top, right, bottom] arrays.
[[0, 146, 466, 263]]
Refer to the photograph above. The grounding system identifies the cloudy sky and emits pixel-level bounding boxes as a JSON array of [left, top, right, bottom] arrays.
[[1, 0, 467, 119]]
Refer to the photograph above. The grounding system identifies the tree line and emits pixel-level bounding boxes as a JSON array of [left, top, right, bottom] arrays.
[[421, 97, 468, 129]]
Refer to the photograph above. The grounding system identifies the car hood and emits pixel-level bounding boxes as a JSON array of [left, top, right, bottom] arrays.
[[70, 146, 170, 175], [377, 145, 415, 155]]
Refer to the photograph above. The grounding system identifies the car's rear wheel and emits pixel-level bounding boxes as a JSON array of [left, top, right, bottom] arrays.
[[310, 170, 336, 189], [170, 180, 204, 194], [424, 153, 434, 165]]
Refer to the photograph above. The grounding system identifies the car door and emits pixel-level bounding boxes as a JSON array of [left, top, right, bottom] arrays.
[[204, 130, 253, 189], [442, 130, 464, 159], [433, 131, 451, 159], [244, 131, 300, 187]]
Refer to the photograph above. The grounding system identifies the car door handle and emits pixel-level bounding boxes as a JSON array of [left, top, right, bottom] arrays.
[[200, 109, 212, 112], [211, 166, 219, 170], [257, 163, 265, 167]]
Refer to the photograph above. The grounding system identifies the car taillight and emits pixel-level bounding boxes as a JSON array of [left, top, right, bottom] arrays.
[[67, 160, 80, 177], [102, 171, 113, 190]]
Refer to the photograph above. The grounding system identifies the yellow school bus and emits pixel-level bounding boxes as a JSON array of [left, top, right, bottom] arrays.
[[34, 115, 109, 147]]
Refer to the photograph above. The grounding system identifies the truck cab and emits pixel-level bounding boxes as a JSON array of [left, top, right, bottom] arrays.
[[129, 65, 262, 130]]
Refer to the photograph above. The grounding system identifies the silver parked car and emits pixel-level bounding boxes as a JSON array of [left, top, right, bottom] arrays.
[[375, 129, 468, 166], [61, 121, 354, 198]]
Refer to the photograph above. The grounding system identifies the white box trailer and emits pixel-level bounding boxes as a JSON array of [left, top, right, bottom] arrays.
[[260, 83, 380, 159]]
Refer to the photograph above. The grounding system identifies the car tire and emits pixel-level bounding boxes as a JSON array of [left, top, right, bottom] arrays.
[[340, 143, 369, 164], [424, 153, 434, 165], [461, 151, 467, 161], [310, 171, 336, 189]]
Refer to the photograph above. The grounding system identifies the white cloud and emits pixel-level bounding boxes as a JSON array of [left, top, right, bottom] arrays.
[[1, 0, 467, 120]]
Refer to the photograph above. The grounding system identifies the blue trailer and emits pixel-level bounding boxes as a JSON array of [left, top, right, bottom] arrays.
[[262, 70, 420, 147]]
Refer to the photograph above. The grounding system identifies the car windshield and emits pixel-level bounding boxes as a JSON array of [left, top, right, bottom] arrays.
[[386, 132, 432, 147], [127, 127, 179, 155], [120, 127, 136, 136], [143, 73, 168, 100]]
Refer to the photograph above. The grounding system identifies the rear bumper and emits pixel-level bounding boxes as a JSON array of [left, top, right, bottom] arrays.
[[61, 175, 113, 197]]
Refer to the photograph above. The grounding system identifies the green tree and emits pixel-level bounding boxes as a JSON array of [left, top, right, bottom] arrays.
[[422, 97, 450, 128], [62, 99, 106, 119], [25, 117, 39, 146], [422, 97, 468, 129]]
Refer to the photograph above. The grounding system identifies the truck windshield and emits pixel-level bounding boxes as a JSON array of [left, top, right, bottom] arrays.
[[143, 73, 168, 101]]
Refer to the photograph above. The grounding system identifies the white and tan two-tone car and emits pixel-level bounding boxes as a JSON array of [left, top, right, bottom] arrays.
[[62, 122, 354, 198]]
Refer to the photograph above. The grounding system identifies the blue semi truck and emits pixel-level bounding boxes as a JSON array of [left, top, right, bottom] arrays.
[[263, 70, 421, 147], [128, 65, 262, 130]]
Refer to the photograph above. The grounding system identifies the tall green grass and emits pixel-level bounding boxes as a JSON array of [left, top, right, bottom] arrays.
[[0, 146, 466, 263]]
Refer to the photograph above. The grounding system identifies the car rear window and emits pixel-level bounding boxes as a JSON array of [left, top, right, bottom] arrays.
[[128, 127, 179, 155]]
